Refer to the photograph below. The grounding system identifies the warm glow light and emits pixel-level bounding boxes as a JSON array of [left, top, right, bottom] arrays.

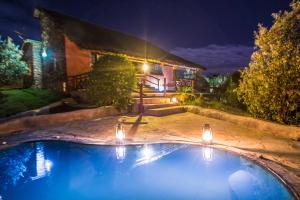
[[202, 124, 213, 144], [116, 123, 125, 141], [116, 146, 126, 160], [202, 147, 213, 162], [143, 63, 149, 73], [171, 96, 177, 103], [62, 82, 67, 92], [42, 49, 47, 57]]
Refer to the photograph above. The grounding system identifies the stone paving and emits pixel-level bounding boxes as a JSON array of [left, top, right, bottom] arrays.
[[0, 112, 300, 198]]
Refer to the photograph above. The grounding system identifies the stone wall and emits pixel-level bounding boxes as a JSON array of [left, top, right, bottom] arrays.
[[185, 106, 300, 140], [0, 106, 120, 135]]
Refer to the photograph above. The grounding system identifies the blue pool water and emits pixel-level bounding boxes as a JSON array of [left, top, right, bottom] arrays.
[[0, 141, 293, 200]]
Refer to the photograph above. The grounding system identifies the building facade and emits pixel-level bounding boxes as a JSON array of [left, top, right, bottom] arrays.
[[31, 7, 206, 92]]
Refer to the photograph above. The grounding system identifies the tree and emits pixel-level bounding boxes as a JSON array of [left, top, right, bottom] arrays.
[[0, 36, 28, 86], [237, 1, 300, 124], [87, 54, 136, 111], [222, 71, 245, 109], [195, 72, 209, 93]]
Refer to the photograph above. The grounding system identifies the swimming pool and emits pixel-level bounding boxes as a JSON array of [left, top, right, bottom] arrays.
[[0, 141, 293, 200]]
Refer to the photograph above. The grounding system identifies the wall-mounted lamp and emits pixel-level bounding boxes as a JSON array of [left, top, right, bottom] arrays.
[[42, 48, 47, 58], [143, 63, 149, 73]]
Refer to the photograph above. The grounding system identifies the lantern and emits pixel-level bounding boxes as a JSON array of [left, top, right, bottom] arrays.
[[116, 123, 125, 141], [171, 96, 177, 103], [202, 124, 213, 144]]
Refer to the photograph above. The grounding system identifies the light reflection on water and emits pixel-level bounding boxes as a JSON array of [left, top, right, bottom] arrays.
[[0, 141, 293, 200], [115, 146, 126, 161], [31, 143, 53, 180]]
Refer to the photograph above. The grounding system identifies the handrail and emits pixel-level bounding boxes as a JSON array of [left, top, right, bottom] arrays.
[[146, 74, 160, 81], [144, 74, 160, 90], [67, 72, 90, 91], [144, 79, 158, 87]]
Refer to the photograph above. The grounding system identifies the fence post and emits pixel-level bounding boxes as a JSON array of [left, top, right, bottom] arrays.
[[164, 78, 166, 97], [138, 82, 144, 114]]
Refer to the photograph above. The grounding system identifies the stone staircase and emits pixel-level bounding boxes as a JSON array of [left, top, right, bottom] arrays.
[[133, 85, 186, 116]]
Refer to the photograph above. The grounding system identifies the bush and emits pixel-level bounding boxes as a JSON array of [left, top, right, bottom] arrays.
[[176, 86, 202, 106], [0, 36, 28, 86], [195, 72, 209, 93], [87, 55, 136, 111], [237, 2, 300, 124]]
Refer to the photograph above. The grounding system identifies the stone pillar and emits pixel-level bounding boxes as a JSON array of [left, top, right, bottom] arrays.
[[31, 41, 43, 88]]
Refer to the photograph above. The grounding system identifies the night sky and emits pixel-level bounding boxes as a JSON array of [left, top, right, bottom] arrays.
[[0, 0, 290, 73]]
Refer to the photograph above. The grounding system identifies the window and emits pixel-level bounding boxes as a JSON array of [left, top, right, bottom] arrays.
[[175, 68, 195, 80], [150, 64, 163, 75]]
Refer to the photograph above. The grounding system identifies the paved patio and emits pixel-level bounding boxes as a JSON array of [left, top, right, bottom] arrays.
[[1, 112, 300, 198]]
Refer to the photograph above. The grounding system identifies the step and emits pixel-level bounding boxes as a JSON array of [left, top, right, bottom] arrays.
[[144, 106, 186, 116], [134, 97, 171, 104], [132, 92, 177, 98], [143, 87, 158, 92], [144, 103, 176, 109]]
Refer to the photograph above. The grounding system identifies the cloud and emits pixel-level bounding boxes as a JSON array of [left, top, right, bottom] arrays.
[[170, 44, 254, 74]]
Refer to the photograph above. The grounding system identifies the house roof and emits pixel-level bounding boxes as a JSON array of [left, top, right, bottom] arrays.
[[35, 8, 205, 70]]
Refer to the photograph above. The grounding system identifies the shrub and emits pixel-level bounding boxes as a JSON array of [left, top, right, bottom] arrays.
[[0, 36, 28, 86], [87, 55, 136, 111], [176, 86, 202, 106], [237, 2, 300, 124]]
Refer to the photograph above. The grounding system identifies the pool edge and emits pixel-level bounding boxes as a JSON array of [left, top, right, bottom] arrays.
[[0, 138, 299, 200]]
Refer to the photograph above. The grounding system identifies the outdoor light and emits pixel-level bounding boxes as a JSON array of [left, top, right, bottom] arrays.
[[202, 124, 213, 144], [143, 62, 149, 73], [42, 48, 47, 57], [62, 82, 67, 92], [116, 123, 125, 141], [202, 147, 213, 162], [171, 96, 177, 103], [116, 146, 126, 160]]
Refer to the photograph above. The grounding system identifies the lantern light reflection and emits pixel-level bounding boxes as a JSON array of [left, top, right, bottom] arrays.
[[45, 160, 53, 172], [202, 147, 213, 162], [141, 145, 154, 160], [116, 146, 126, 160]]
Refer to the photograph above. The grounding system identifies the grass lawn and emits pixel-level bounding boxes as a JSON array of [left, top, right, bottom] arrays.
[[0, 88, 63, 118]]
